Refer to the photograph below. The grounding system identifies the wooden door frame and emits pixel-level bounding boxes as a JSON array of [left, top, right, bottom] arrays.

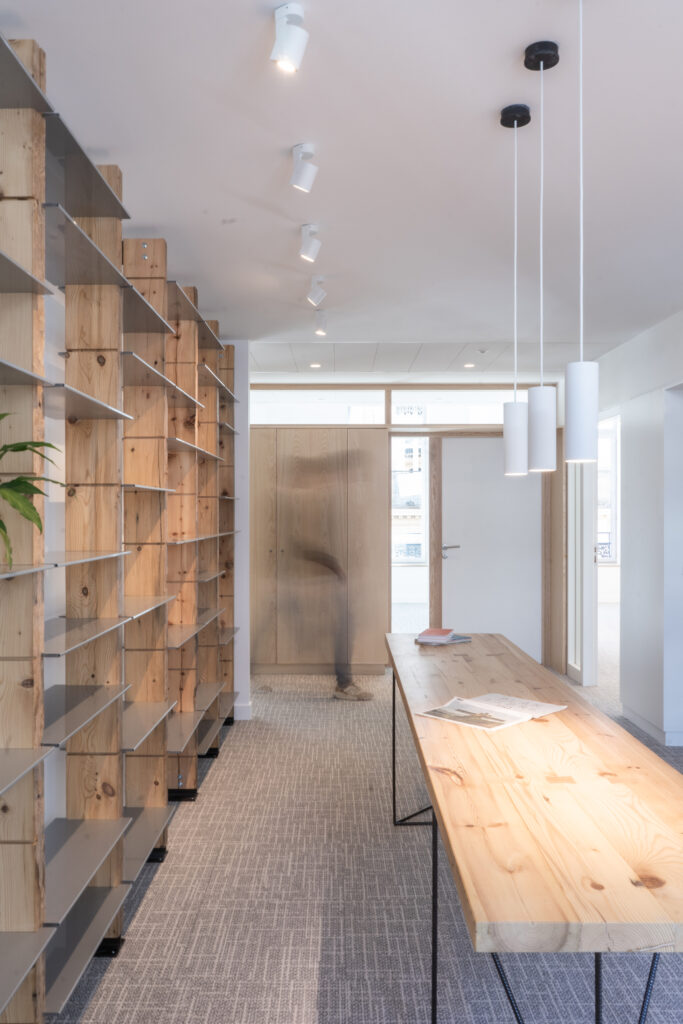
[[424, 428, 567, 672]]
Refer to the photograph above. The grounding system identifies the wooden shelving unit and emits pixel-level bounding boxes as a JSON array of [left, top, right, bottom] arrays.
[[0, 36, 241, 1022]]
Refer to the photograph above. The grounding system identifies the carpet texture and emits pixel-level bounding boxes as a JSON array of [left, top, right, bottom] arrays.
[[47, 671, 683, 1024]]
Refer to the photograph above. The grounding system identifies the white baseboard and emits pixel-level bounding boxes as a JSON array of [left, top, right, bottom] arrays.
[[622, 705, 667, 745], [234, 701, 252, 721]]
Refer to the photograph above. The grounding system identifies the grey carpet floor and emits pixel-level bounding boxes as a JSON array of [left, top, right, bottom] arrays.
[[47, 671, 683, 1024]]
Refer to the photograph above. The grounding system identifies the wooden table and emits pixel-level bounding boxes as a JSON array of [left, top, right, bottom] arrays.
[[386, 633, 683, 1023]]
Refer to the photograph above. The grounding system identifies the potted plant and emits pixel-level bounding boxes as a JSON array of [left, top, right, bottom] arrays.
[[0, 413, 59, 567]]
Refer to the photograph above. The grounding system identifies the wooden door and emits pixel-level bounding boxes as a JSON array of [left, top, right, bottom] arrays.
[[250, 428, 278, 664], [276, 428, 348, 665], [347, 428, 390, 663]]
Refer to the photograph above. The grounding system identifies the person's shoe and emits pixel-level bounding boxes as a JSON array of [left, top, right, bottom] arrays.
[[334, 683, 373, 701]]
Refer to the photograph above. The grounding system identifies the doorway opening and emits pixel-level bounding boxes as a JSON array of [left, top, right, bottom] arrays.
[[391, 436, 430, 631], [597, 415, 621, 700]]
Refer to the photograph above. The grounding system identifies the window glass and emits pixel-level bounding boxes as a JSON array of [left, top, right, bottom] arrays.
[[597, 417, 620, 564], [391, 437, 429, 564], [391, 389, 525, 425], [250, 389, 385, 425]]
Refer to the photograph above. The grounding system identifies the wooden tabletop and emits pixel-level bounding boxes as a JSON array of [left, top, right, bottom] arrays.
[[386, 633, 683, 954]]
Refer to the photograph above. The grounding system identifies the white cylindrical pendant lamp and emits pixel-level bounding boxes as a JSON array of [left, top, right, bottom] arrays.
[[565, 360, 599, 462], [528, 385, 557, 472], [503, 401, 528, 476]]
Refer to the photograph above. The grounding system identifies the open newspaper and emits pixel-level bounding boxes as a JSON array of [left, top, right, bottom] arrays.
[[417, 692, 567, 732]]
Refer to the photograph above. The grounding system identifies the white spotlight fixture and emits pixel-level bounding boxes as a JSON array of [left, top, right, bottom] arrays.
[[565, 0, 599, 463], [307, 276, 326, 307], [500, 103, 531, 477], [314, 310, 327, 336], [525, 41, 559, 473], [290, 143, 318, 193], [299, 224, 321, 263], [271, 3, 309, 73]]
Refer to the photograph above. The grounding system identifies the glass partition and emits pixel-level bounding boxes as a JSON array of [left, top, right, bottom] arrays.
[[391, 389, 524, 425], [250, 389, 385, 425]]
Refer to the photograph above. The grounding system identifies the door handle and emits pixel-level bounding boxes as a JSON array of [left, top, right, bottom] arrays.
[[442, 544, 460, 560]]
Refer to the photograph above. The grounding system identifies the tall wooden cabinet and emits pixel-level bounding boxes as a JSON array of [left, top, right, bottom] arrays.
[[251, 426, 389, 671]]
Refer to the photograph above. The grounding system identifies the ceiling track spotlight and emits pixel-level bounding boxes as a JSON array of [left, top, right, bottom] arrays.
[[525, 40, 560, 474], [290, 143, 318, 193], [300, 224, 321, 263], [271, 3, 309, 73], [500, 104, 531, 478], [314, 310, 328, 336], [565, 0, 599, 464], [307, 276, 326, 307]]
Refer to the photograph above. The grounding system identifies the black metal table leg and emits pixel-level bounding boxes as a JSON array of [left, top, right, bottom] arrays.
[[432, 807, 438, 1024], [392, 671, 431, 827], [491, 954, 526, 1024], [595, 952, 603, 1024], [638, 954, 660, 1024]]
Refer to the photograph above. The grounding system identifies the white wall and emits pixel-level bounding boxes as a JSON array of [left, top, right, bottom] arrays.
[[599, 309, 683, 743], [233, 341, 251, 720]]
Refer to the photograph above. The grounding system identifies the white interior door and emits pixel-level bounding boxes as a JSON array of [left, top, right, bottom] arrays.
[[442, 437, 542, 660]]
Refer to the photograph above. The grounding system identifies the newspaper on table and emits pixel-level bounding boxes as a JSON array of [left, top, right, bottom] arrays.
[[417, 692, 567, 732]]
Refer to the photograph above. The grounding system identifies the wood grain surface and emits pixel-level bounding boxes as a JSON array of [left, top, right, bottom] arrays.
[[386, 632, 683, 954]]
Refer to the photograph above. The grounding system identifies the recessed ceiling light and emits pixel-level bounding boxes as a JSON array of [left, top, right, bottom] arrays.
[[464, 362, 475, 368], [271, 3, 309, 73], [290, 143, 318, 192], [300, 224, 321, 263], [314, 310, 327, 336], [307, 275, 326, 307], [310, 362, 322, 368]]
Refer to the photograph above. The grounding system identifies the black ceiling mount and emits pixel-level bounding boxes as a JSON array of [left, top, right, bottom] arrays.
[[524, 41, 560, 71], [500, 104, 531, 128]]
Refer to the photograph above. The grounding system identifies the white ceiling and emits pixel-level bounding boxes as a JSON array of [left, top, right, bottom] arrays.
[[7, 0, 683, 381]]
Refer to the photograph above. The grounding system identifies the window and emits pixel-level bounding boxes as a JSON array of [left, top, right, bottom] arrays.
[[391, 389, 525, 425], [250, 389, 385, 425], [391, 437, 428, 564], [597, 417, 620, 564]]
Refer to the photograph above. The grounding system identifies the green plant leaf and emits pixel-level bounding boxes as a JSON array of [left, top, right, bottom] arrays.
[[0, 517, 12, 567], [0, 441, 59, 466], [0, 486, 43, 532]]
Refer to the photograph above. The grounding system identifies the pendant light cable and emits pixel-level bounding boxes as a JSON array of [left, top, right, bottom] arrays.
[[539, 60, 544, 387], [513, 119, 518, 400], [579, 0, 584, 361]]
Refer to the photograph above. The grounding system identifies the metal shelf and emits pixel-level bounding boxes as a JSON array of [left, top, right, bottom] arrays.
[[167, 436, 223, 461], [121, 352, 202, 408], [43, 616, 130, 657], [219, 421, 238, 434], [0, 34, 53, 112], [122, 805, 176, 883], [221, 691, 239, 716], [166, 282, 222, 350], [122, 700, 176, 751], [195, 681, 225, 712], [0, 251, 51, 295], [43, 683, 130, 747], [123, 285, 175, 335], [166, 710, 203, 754], [197, 569, 226, 583], [45, 885, 131, 1015], [197, 363, 237, 400], [122, 594, 174, 620], [44, 383, 132, 421], [46, 549, 130, 567], [219, 626, 239, 646], [123, 483, 175, 494], [0, 561, 53, 581], [44, 113, 129, 220], [167, 608, 224, 649], [197, 716, 223, 756], [45, 817, 131, 926], [45, 203, 129, 289], [0, 746, 54, 797], [168, 531, 235, 546], [0, 929, 56, 1016], [0, 357, 52, 388]]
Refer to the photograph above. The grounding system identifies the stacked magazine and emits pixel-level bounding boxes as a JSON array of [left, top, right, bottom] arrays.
[[415, 628, 472, 646], [418, 693, 567, 732]]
